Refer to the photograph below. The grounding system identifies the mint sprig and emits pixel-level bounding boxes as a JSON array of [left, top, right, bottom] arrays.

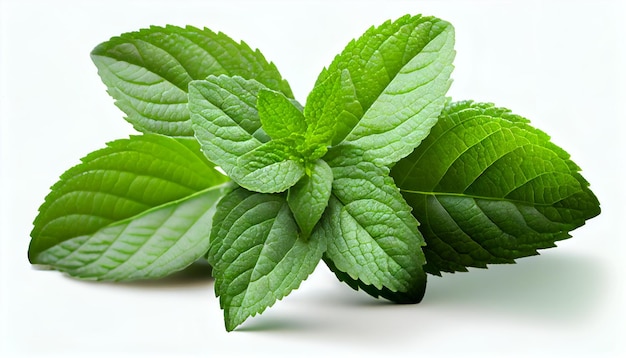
[[28, 16, 600, 331]]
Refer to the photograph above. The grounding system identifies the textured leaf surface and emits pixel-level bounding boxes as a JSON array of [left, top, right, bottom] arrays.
[[34, 186, 227, 281], [189, 75, 269, 174], [232, 140, 305, 193], [208, 188, 325, 331], [29, 134, 229, 280], [287, 159, 333, 238], [392, 101, 601, 274], [91, 25, 293, 136], [304, 69, 361, 146], [320, 149, 427, 302], [313, 15, 455, 166], [257, 89, 307, 141]]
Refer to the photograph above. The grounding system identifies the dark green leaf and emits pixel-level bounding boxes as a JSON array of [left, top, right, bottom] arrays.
[[392, 101, 601, 274]]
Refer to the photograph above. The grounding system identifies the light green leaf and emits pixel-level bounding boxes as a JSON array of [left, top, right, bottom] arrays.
[[33, 185, 227, 281], [392, 101, 601, 274], [320, 149, 426, 302], [28, 134, 229, 280], [189, 75, 269, 174], [313, 15, 455, 166], [304, 69, 361, 146], [287, 159, 333, 238], [208, 188, 325, 331], [258, 89, 307, 140], [232, 140, 305, 193], [91, 25, 293, 136]]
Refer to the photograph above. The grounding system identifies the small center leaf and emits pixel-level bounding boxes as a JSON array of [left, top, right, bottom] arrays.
[[287, 159, 333, 239], [257, 89, 307, 140], [231, 139, 305, 193]]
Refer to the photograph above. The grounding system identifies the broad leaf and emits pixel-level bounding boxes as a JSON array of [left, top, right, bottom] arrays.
[[320, 148, 427, 302], [208, 188, 325, 331], [189, 75, 269, 174], [257, 89, 307, 140], [91, 25, 293, 136], [313, 15, 455, 166], [232, 140, 305, 193], [28, 134, 229, 280], [287, 159, 333, 238], [392, 101, 601, 274]]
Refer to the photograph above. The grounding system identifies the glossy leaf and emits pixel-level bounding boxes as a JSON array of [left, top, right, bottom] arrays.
[[29, 134, 229, 280], [392, 101, 601, 274], [313, 15, 455, 166]]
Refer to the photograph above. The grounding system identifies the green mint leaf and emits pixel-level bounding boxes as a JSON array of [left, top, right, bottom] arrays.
[[231, 139, 305, 193], [208, 188, 325, 331], [91, 25, 293, 136], [314, 15, 455, 166], [287, 159, 333, 238], [304, 69, 361, 146], [28, 134, 229, 280], [257, 89, 307, 140], [392, 101, 601, 275], [190, 78, 307, 193], [33, 185, 227, 281], [320, 149, 427, 302], [189, 75, 269, 174], [323, 255, 425, 304]]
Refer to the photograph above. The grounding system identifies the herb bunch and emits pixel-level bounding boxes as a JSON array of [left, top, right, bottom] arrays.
[[28, 14, 600, 331]]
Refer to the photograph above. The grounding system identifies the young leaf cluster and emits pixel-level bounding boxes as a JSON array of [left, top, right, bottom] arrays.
[[28, 15, 600, 332]]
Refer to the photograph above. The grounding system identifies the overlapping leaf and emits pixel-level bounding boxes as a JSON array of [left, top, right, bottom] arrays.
[[91, 25, 293, 136], [310, 14, 455, 166], [319, 149, 427, 302], [189, 75, 269, 173], [29, 134, 229, 280], [231, 139, 305, 193], [392, 101, 601, 274], [208, 188, 325, 331], [190, 76, 307, 193]]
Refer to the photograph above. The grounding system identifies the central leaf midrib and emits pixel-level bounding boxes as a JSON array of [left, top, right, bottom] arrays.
[[331, 194, 414, 285], [399, 189, 561, 207], [36, 183, 228, 257], [340, 33, 447, 145]]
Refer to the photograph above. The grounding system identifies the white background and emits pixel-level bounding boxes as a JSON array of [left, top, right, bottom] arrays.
[[1, 0, 624, 357]]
